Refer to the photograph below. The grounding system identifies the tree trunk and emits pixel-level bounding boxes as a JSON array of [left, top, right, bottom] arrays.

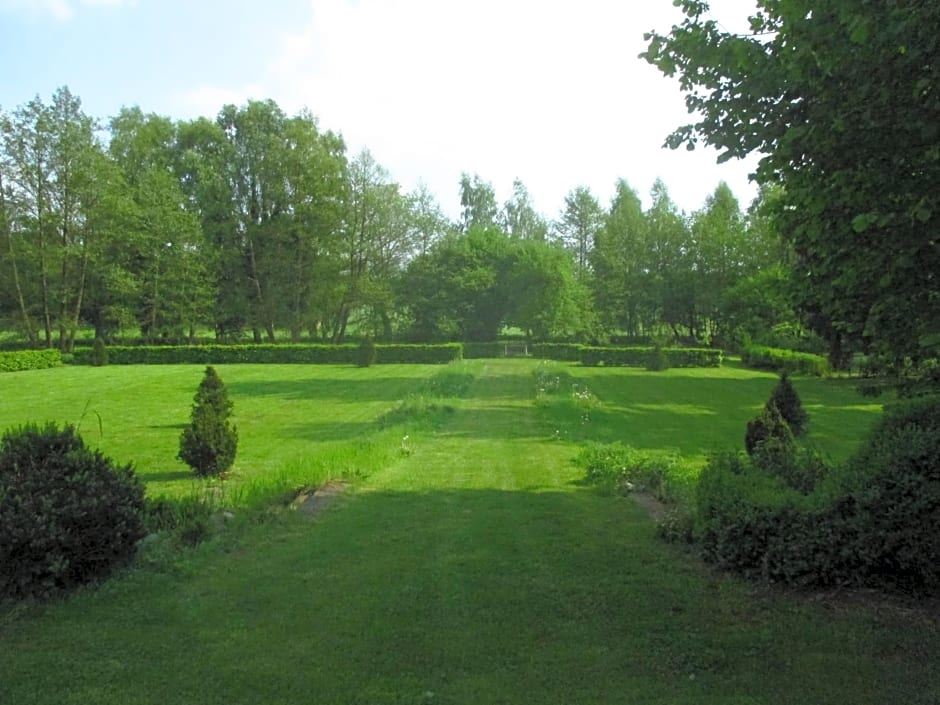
[[0, 178, 37, 344]]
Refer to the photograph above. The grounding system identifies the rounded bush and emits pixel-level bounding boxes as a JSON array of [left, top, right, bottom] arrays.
[[841, 395, 940, 591], [0, 423, 146, 598], [745, 401, 794, 457]]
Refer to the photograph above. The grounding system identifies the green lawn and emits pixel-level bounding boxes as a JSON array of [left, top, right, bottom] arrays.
[[1, 359, 936, 704], [0, 363, 439, 497]]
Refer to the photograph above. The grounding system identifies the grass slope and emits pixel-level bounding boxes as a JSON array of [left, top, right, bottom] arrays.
[[2, 360, 936, 704]]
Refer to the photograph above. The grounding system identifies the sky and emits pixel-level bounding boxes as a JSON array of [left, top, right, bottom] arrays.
[[0, 0, 763, 221]]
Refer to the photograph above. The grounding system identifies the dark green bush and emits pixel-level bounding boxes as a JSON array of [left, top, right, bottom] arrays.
[[837, 395, 940, 591], [0, 423, 146, 598], [768, 372, 808, 435], [696, 396, 940, 592], [91, 337, 108, 367], [178, 366, 238, 477], [744, 402, 794, 457], [695, 452, 856, 585], [358, 337, 376, 367], [0, 349, 62, 372], [741, 345, 830, 376]]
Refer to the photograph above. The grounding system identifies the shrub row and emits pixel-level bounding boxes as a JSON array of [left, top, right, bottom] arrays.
[[378, 344, 462, 364], [696, 395, 940, 592], [463, 342, 508, 359], [579, 346, 722, 368], [0, 348, 62, 372], [72, 343, 462, 365], [530, 343, 584, 361], [462, 341, 584, 360], [741, 345, 830, 376]]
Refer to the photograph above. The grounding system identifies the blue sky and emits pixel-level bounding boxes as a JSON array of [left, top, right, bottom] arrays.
[[1, 0, 762, 220]]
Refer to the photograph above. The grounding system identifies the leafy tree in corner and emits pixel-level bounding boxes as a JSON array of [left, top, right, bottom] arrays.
[[642, 1, 940, 367], [179, 366, 238, 477]]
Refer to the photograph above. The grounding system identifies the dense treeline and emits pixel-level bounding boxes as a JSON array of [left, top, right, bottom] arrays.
[[0, 87, 799, 350]]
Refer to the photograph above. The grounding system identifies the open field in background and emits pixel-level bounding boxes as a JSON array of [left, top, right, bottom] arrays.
[[3, 359, 934, 704], [0, 358, 880, 498], [0, 363, 447, 499]]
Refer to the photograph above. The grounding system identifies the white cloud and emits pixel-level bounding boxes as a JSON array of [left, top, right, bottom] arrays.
[[178, 0, 764, 218], [175, 83, 267, 121]]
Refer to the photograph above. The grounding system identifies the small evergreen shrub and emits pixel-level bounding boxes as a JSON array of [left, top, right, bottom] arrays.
[[646, 344, 670, 371], [768, 372, 808, 435], [178, 366, 238, 477], [0, 423, 146, 598], [358, 336, 376, 367], [745, 402, 794, 457], [91, 337, 109, 367]]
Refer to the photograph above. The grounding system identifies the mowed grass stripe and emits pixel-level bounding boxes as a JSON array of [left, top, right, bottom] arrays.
[[1, 360, 937, 704]]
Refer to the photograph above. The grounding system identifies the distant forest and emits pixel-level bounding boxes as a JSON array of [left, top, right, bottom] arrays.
[[0, 88, 802, 352]]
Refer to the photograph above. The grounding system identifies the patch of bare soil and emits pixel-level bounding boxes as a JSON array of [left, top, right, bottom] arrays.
[[631, 491, 668, 522], [291, 480, 349, 519]]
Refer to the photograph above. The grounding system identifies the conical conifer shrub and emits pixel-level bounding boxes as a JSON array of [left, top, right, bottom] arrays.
[[769, 372, 809, 436], [178, 366, 238, 477]]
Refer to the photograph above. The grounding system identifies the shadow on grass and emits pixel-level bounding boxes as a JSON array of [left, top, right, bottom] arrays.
[[278, 420, 377, 442], [227, 376, 428, 402], [2, 486, 936, 705]]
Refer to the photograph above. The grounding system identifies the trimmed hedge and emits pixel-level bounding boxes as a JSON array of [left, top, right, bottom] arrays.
[[463, 342, 504, 359], [579, 346, 722, 368], [71, 343, 463, 366], [0, 349, 62, 372], [741, 345, 829, 376], [530, 343, 583, 361], [463, 342, 583, 361], [376, 344, 462, 364]]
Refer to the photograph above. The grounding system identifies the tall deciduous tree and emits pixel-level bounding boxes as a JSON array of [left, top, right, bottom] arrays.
[[109, 107, 211, 341], [557, 186, 603, 281], [501, 178, 548, 241], [2, 88, 111, 351], [458, 173, 499, 232], [590, 179, 650, 337], [642, 0, 940, 364]]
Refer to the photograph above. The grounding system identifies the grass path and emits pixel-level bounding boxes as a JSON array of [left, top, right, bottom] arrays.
[[1, 360, 937, 704]]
